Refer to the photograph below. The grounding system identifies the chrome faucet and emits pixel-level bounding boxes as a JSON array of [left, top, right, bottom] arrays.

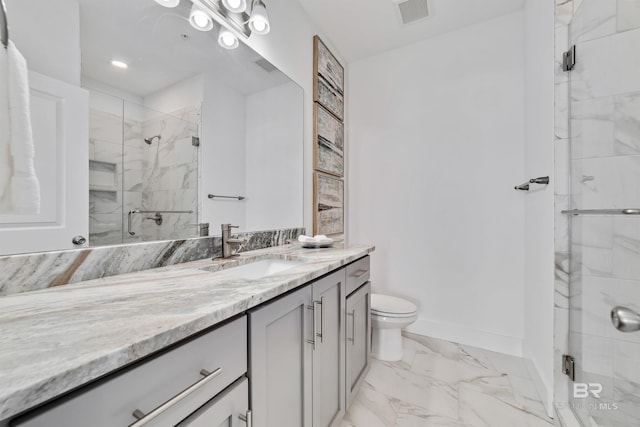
[[221, 224, 244, 258]]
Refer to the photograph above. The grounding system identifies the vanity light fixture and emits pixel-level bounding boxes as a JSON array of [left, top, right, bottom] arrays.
[[218, 27, 239, 49], [189, 4, 214, 31], [111, 60, 129, 69], [221, 0, 247, 14], [248, 0, 270, 35], [154, 0, 180, 7]]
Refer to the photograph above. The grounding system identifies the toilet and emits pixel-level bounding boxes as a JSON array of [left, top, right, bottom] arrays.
[[371, 294, 418, 361]]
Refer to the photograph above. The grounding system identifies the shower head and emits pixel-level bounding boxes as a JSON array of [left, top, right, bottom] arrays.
[[144, 135, 161, 145]]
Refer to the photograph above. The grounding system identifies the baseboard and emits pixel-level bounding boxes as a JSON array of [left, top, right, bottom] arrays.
[[525, 357, 554, 418], [405, 318, 523, 357]]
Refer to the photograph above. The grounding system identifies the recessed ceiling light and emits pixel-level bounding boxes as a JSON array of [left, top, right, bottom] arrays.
[[111, 60, 129, 69]]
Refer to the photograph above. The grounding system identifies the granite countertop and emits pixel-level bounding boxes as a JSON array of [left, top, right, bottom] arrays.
[[0, 244, 374, 421]]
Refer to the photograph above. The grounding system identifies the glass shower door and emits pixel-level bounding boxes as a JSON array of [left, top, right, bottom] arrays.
[[567, 1, 640, 425], [87, 90, 201, 246]]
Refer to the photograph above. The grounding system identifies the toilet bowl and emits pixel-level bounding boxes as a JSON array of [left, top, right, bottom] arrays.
[[371, 294, 418, 361]]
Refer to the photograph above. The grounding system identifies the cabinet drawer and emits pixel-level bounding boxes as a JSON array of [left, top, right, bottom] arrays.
[[13, 316, 247, 427], [177, 377, 248, 427], [346, 256, 370, 296]]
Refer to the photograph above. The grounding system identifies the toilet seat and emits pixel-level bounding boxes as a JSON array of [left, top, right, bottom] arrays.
[[371, 294, 417, 318]]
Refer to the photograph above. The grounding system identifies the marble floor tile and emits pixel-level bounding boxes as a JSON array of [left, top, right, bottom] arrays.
[[344, 333, 558, 427]]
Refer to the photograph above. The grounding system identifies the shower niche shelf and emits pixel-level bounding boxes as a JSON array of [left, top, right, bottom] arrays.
[[89, 160, 118, 189]]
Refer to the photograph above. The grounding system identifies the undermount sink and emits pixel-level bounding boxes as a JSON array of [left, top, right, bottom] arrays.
[[210, 259, 303, 280]]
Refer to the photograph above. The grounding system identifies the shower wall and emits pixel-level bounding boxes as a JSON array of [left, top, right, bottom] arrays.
[[139, 105, 200, 241], [88, 90, 200, 246], [555, 0, 640, 425]]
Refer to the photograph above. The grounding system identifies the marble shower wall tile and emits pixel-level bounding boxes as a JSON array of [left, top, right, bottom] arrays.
[[577, 275, 640, 343], [571, 155, 640, 209], [140, 106, 200, 243], [617, 0, 640, 32], [0, 227, 304, 296], [570, 28, 640, 102], [569, 0, 616, 44]]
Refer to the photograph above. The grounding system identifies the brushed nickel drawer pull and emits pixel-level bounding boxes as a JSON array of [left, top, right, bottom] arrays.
[[352, 269, 368, 279], [347, 310, 356, 346], [307, 303, 318, 350], [130, 367, 222, 426]]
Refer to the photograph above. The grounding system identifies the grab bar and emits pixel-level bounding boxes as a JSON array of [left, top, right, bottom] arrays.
[[561, 209, 640, 216], [514, 176, 549, 191], [1, 0, 9, 49], [128, 209, 194, 236], [208, 194, 245, 201]]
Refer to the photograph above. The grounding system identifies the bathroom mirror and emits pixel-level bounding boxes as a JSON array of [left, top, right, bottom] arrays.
[[0, 0, 303, 255]]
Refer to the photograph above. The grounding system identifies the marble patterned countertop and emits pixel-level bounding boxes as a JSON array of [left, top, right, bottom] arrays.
[[0, 244, 374, 421]]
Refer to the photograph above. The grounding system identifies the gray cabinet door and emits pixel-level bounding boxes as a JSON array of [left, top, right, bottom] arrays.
[[312, 270, 346, 427], [346, 282, 371, 409], [177, 377, 249, 427], [249, 285, 313, 427]]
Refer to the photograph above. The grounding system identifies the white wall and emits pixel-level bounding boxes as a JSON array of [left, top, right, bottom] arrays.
[[143, 75, 205, 118], [348, 13, 526, 355], [5, 0, 81, 86], [523, 0, 556, 416], [245, 82, 304, 231], [239, 0, 344, 234], [200, 76, 247, 231]]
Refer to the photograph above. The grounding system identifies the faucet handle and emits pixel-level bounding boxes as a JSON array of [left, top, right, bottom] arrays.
[[229, 225, 239, 229]]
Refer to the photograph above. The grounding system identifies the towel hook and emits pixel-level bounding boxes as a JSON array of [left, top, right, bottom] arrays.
[[0, 0, 8, 50]]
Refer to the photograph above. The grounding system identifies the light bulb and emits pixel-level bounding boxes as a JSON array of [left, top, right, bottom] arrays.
[[153, 0, 180, 7], [218, 28, 239, 49], [252, 18, 266, 32], [248, 0, 270, 35], [222, 0, 247, 13], [189, 5, 213, 31]]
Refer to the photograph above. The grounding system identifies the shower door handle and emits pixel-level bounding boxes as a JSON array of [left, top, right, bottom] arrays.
[[611, 306, 640, 333]]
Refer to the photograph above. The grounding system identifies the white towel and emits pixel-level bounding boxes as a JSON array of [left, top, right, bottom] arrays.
[[0, 41, 40, 214]]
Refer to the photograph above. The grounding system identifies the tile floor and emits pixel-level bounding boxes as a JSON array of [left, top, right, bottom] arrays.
[[342, 333, 559, 427]]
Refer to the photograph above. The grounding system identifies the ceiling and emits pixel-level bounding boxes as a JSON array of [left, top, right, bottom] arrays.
[[295, 0, 525, 63], [78, 0, 290, 98]]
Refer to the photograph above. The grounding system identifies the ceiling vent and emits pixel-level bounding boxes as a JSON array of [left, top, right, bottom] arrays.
[[393, 0, 430, 25], [253, 58, 278, 73]]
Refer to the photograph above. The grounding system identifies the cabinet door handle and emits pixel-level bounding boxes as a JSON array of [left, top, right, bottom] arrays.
[[130, 367, 222, 426], [307, 302, 318, 350], [318, 297, 324, 343], [352, 269, 368, 279], [239, 410, 252, 427], [347, 310, 356, 346]]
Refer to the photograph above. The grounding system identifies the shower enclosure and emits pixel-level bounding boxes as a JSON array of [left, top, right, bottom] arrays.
[[563, 0, 640, 425], [88, 90, 200, 246]]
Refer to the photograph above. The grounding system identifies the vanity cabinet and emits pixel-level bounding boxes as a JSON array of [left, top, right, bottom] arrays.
[[345, 281, 371, 408], [249, 269, 346, 427], [176, 377, 249, 427], [12, 317, 247, 427], [248, 285, 313, 427], [345, 255, 371, 409], [311, 270, 346, 427]]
